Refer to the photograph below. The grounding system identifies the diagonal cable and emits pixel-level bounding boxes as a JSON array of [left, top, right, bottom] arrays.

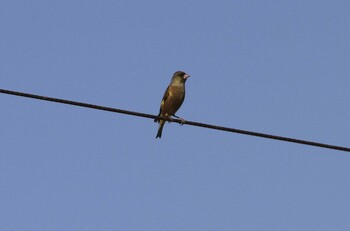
[[1, 88, 349, 153]]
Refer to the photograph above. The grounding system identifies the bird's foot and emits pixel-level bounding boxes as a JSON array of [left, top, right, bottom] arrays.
[[172, 114, 186, 125], [179, 118, 186, 126]]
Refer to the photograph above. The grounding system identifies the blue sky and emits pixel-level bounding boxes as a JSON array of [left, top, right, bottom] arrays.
[[1, 0, 350, 230]]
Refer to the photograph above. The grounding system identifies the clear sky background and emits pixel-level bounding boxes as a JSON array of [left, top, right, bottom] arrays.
[[1, 0, 350, 230]]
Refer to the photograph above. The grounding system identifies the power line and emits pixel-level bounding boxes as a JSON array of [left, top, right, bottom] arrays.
[[1, 88, 349, 153]]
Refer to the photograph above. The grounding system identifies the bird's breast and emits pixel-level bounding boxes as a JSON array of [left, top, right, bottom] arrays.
[[162, 84, 185, 116]]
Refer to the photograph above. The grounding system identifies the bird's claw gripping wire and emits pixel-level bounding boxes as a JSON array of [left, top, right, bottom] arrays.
[[172, 114, 186, 125]]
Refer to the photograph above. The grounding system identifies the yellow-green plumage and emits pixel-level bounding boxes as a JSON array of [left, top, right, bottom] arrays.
[[155, 71, 190, 138]]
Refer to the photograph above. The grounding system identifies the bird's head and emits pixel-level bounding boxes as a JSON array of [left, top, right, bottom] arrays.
[[171, 71, 190, 84]]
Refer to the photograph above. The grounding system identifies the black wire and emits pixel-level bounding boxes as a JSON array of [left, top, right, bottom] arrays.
[[1, 88, 349, 153]]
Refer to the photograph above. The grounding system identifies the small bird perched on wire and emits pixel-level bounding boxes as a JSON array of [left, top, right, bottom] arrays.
[[154, 71, 190, 138]]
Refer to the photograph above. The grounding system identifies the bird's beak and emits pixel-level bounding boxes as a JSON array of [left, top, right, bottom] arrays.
[[184, 73, 190, 79]]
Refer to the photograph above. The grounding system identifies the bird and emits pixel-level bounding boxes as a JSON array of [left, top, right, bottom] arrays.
[[154, 71, 190, 138]]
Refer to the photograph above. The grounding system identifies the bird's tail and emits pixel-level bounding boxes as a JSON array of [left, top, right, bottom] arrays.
[[156, 120, 165, 138]]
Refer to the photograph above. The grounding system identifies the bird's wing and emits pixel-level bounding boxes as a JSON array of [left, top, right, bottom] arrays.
[[157, 85, 170, 116]]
